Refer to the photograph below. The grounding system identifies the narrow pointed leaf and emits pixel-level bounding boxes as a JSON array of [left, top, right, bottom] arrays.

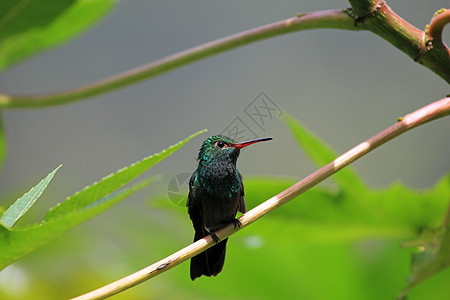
[[45, 130, 206, 220], [0, 165, 61, 229], [281, 113, 367, 193]]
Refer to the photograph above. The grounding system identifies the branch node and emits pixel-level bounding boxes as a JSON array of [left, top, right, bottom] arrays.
[[415, 8, 450, 62], [414, 40, 433, 62], [347, 1, 384, 27], [156, 259, 173, 271]]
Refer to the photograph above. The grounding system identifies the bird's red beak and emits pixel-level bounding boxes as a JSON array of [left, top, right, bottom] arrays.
[[232, 137, 272, 149]]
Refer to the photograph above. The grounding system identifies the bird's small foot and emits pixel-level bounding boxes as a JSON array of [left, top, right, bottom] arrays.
[[210, 231, 221, 243], [233, 218, 242, 228]]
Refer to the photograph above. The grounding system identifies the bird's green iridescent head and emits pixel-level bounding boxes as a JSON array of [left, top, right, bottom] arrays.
[[197, 135, 273, 165], [197, 135, 239, 164]]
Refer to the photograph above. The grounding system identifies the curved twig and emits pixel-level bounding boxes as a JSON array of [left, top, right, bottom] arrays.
[[71, 97, 450, 300], [428, 9, 450, 52], [0, 10, 356, 108]]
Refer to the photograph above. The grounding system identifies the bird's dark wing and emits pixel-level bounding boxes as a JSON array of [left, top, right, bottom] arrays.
[[238, 172, 246, 213], [186, 171, 199, 207], [187, 172, 205, 237], [187, 171, 227, 280]]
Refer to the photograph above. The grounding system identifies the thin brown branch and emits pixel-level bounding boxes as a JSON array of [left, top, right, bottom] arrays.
[[428, 9, 450, 52], [71, 97, 450, 300]]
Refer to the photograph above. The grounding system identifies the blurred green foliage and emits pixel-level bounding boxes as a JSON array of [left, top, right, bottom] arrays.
[[0, 0, 117, 71], [0, 2, 448, 299], [0, 130, 204, 270]]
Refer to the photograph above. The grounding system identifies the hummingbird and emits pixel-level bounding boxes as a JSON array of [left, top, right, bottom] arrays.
[[187, 135, 272, 280]]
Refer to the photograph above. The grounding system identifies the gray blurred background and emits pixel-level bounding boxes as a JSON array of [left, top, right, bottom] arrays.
[[0, 0, 449, 215]]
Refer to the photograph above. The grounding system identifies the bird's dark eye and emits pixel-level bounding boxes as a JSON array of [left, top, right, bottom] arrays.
[[216, 141, 225, 148]]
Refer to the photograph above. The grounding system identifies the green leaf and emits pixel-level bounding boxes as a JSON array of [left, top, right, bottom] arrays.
[[244, 173, 447, 243], [0, 178, 155, 270], [281, 113, 367, 193], [0, 0, 117, 71], [398, 223, 450, 299], [246, 116, 450, 298], [243, 177, 413, 242], [366, 176, 450, 231], [46, 130, 206, 220], [0, 130, 206, 270], [0, 165, 61, 229]]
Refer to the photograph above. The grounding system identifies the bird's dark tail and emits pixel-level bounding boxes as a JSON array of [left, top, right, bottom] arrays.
[[190, 232, 228, 281]]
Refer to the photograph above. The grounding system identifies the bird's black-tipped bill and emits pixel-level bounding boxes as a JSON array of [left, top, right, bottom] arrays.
[[232, 137, 273, 149]]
